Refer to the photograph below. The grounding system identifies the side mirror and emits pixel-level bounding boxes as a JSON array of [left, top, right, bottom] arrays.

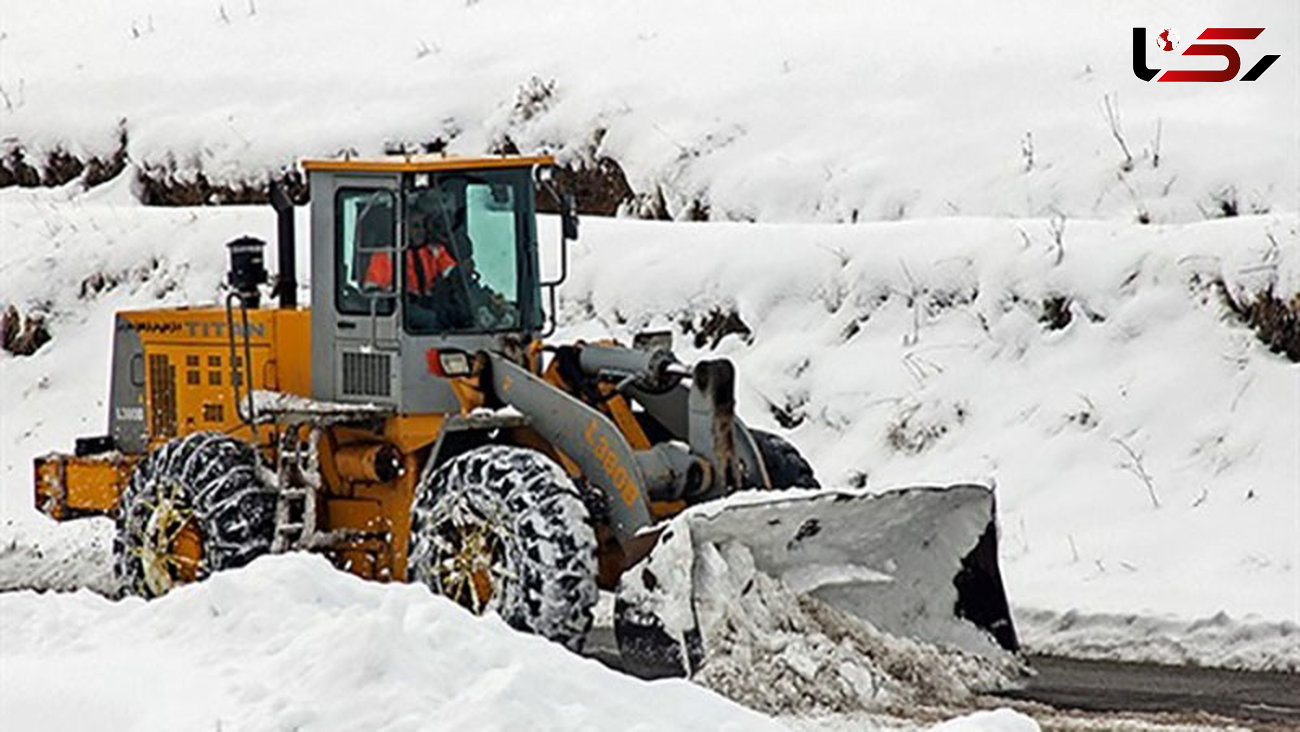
[[561, 194, 579, 241], [536, 170, 576, 337]]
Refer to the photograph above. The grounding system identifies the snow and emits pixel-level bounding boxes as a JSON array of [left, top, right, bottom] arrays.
[[0, 553, 782, 731], [1, 1, 1296, 224], [1015, 607, 1300, 672], [649, 484, 1017, 658], [685, 537, 1025, 717], [1, 0, 1298, 726], [247, 388, 393, 423], [559, 212, 1300, 636], [930, 710, 1041, 732], [2, 188, 1295, 680]]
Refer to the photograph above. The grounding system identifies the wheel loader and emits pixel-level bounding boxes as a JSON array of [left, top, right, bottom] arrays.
[[33, 153, 1017, 675]]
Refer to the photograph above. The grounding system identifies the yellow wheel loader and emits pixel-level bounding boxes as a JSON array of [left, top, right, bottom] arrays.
[[33, 154, 1016, 675]]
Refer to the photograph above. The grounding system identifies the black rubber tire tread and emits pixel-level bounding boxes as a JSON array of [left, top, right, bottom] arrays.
[[751, 428, 820, 489], [614, 596, 703, 680], [409, 445, 598, 651], [114, 431, 277, 598]]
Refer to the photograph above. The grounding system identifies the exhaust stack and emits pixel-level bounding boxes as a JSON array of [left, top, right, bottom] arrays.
[[269, 183, 297, 309], [226, 237, 268, 308]]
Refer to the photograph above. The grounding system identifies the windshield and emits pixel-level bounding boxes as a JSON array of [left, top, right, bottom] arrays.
[[401, 168, 540, 335]]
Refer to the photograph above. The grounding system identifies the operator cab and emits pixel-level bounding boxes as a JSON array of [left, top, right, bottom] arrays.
[[302, 155, 569, 412]]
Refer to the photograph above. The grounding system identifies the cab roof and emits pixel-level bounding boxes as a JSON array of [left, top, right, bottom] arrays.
[[299, 153, 555, 174]]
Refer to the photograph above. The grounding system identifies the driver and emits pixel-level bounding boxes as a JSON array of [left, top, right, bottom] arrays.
[[362, 214, 456, 294]]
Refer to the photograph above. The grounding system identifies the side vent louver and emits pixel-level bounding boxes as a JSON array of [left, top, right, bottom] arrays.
[[341, 351, 392, 398], [147, 353, 178, 438]]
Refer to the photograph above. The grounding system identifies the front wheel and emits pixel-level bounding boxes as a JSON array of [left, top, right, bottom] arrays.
[[114, 432, 277, 598], [408, 445, 598, 651]]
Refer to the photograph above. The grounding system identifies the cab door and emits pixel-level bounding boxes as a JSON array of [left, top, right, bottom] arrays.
[[309, 172, 403, 405]]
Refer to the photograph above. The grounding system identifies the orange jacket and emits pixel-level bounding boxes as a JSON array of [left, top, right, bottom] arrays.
[[363, 245, 456, 294]]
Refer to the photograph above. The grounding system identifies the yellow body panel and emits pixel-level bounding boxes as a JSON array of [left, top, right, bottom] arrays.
[[37, 305, 312, 523], [383, 414, 447, 455], [34, 452, 136, 519], [317, 423, 426, 582], [117, 306, 312, 448]]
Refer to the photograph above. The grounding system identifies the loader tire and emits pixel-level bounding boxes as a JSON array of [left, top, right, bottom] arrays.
[[114, 432, 277, 598], [751, 429, 820, 489], [409, 445, 598, 651], [614, 596, 704, 680]]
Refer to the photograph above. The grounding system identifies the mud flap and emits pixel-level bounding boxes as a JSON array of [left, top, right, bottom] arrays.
[[615, 484, 1017, 678]]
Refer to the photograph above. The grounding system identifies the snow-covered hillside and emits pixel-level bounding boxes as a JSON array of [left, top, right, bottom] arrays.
[[563, 212, 1300, 671], [2, 181, 1297, 671], [1, 1, 1296, 223]]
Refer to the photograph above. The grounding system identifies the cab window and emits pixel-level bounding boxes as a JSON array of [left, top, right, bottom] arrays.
[[335, 188, 397, 316], [402, 171, 534, 334], [465, 183, 519, 302]]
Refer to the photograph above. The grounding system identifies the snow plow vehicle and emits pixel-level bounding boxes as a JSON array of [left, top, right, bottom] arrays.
[[33, 154, 1016, 674]]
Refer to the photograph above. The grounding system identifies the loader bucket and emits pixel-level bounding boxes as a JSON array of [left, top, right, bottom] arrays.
[[615, 484, 1017, 678]]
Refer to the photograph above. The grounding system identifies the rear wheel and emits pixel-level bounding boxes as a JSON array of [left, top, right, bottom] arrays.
[[114, 432, 277, 598], [751, 428, 819, 489], [408, 445, 598, 651]]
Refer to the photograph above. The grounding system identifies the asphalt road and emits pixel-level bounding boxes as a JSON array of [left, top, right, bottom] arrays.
[[999, 655, 1300, 726]]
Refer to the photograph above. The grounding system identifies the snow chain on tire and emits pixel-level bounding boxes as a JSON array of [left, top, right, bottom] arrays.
[[114, 431, 277, 598], [409, 445, 599, 651]]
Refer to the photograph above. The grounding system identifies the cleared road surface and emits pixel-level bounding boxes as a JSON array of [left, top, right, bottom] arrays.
[[999, 655, 1300, 726]]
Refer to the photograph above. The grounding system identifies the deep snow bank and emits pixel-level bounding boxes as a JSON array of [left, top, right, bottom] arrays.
[[1, 185, 1297, 671], [0, 553, 783, 731], [1, 0, 1295, 223]]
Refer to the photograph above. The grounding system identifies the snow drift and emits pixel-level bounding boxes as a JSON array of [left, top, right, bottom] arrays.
[[0, 553, 783, 731]]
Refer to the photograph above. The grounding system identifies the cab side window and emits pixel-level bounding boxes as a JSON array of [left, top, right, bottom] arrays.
[[335, 189, 397, 316], [465, 183, 520, 302]]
